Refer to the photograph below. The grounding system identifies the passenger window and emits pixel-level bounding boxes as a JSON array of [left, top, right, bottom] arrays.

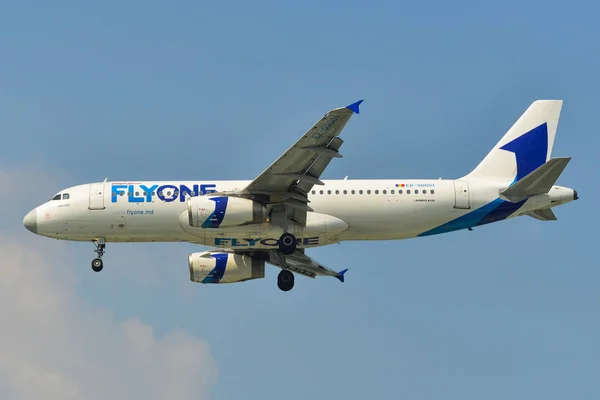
[[391, 190, 395, 194], [383, 190, 387, 194], [335, 190, 339, 195], [359, 190, 363, 195], [407, 190, 411, 194], [431, 190, 435, 194], [375, 190, 379, 194], [120, 192, 125, 196], [343, 190, 347, 194], [63, 193, 70, 200], [399, 190, 403, 194], [351, 190, 355, 194], [312, 190, 315, 194], [327, 190, 331, 195], [319, 190, 323, 195], [135, 191, 139, 196], [367, 190, 371, 195]]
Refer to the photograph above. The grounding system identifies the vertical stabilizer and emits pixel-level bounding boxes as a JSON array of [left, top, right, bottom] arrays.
[[464, 100, 563, 182]]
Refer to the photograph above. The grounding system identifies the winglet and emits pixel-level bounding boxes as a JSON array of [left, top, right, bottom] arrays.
[[335, 269, 349, 283], [345, 100, 363, 114]]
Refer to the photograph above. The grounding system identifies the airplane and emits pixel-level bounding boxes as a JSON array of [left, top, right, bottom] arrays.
[[23, 99, 578, 291]]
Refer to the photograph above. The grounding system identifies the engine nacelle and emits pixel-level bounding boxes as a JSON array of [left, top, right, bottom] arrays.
[[187, 196, 264, 228], [188, 251, 265, 283]]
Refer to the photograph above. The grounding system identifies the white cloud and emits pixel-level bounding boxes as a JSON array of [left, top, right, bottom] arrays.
[[0, 236, 217, 400], [0, 168, 218, 400]]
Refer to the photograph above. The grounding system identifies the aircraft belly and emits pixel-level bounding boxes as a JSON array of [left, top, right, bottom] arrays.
[[179, 211, 349, 250]]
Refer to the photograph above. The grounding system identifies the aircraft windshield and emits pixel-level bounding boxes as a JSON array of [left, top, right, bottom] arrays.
[[50, 193, 70, 201]]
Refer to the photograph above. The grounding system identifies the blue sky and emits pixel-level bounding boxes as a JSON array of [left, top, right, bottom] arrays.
[[1, 1, 598, 399]]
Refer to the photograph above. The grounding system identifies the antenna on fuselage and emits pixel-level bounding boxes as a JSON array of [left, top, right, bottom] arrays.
[[103, 177, 108, 182]]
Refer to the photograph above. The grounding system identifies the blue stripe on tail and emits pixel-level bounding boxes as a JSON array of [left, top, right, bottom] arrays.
[[500, 123, 548, 181]]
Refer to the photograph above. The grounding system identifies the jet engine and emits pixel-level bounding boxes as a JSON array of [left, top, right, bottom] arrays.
[[188, 251, 265, 284], [186, 196, 265, 228]]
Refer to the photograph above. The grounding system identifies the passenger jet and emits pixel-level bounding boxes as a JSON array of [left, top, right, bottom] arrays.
[[23, 99, 577, 291]]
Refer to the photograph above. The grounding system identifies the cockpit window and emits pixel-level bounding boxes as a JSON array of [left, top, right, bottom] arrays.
[[63, 193, 70, 200], [51, 194, 61, 201]]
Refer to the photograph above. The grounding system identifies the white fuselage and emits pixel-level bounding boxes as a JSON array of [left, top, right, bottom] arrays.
[[27, 179, 576, 251]]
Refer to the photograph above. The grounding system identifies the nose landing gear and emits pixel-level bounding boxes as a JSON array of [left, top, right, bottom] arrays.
[[91, 239, 106, 272]]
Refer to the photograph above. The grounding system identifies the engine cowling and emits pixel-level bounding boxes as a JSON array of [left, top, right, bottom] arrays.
[[187, 196, 264, 228], [188, 251, 265, 283]]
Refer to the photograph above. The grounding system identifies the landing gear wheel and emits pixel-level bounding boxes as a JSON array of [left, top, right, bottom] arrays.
[[277, 270, 295, 291], [278, 232, 297, 255], [91, 239, 106, 272], [91, 258, 104, 272]]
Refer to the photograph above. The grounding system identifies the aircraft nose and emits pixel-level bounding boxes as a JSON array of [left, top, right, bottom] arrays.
[[23, 209, 38, 234]]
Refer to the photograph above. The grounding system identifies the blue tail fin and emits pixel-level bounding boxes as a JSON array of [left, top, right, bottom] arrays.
[[464, 100, 563, 182]]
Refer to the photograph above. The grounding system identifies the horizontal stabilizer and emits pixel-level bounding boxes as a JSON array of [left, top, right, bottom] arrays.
[[500, 157, 571, 202], [528, 209, 557, 221]]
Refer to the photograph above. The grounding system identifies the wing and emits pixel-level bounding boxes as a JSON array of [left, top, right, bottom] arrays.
[[240, 249, 347, 281], [239, 100, 363, 225]]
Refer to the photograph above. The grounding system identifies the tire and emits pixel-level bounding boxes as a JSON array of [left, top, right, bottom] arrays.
[[277, 270, 294, 291], [91, 258, 104, 272]]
